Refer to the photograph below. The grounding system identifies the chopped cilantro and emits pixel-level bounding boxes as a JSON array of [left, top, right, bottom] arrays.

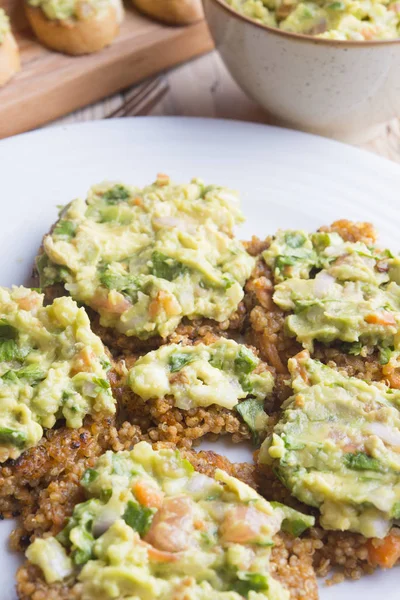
[[283, 435, 305, 451], [275, 255, 297, 270], [379, 347, 393, 365], [239, 375, 254, 394], [150, 251, 187, 281], [284, 232, 307, 248], [281, 518, 310, 538], [200, 184, 214, 198], [93, 377, 110, 391], [0, 427, 27, 448], [236, 398, 266, 444], [100, 489, 112, 503], [233, 572, 269, 597], [392, 502, 400, 519], [99, 266, 138, 301], [102, 185, 130, 204], [0, 319, 17, 340], [53, 220, 77, 240], [343, 452, 382, 472], [13, 365, 46, 385], [0, 339, 26, 362], [234, 347, 258, 375], [81, 468, 99, 487], [347, 341, 363, 356], [123, 500, 154, 536], [169, 352, 194, 373]]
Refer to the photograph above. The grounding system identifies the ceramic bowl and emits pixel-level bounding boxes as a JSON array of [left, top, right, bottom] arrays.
[[202, 0, 400, 138]]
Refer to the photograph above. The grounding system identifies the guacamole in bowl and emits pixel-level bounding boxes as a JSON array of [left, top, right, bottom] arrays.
[[225, 0, 400, 40]]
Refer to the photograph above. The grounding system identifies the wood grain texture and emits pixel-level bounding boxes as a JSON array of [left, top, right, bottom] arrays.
[[0, 1, 214, 138]]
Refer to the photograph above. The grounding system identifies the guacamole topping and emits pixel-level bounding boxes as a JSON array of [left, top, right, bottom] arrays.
[[27, 0, 114, 21], [0, 286, 114, 462], [128, 339, 274, 440], [38, 176, 255, 340], [263, 229, 400, 351], [26, 442, 314, 599], [0, 9, 10, 44], [225, 0, 400, 40], [260, 350, 400, 538]]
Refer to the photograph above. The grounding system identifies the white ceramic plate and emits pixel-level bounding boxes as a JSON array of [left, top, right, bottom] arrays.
[[0, 117, 399, 600]]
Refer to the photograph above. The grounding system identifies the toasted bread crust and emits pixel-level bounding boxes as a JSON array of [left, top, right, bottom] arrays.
[[0, 32, 20, 86], [25, 3, 121, 55], [133, 0, 203, 25]]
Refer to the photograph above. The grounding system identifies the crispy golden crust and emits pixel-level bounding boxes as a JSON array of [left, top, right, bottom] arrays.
[[25, 3, 121, 55], [132, 0, 203, 25], [0, 31, 20, 86]]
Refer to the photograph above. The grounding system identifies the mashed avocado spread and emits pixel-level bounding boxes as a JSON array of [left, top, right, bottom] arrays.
[[38, 176, 255, 340], [0, 286, 114, 462], [263, 229, 400, 352], [225, 0, 400, 40], [26, 441, 314, 599], [27, 0, 113, 21], [128, 339, 274, 441], [0, 9, 10, 44], [260, 350, 400, 538]]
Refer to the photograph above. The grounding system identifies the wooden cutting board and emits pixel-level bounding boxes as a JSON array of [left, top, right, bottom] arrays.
[[0, 0, 214, 138]]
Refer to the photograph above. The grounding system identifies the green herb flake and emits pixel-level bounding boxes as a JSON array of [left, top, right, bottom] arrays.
[[122, 500, 154, 536], [102, 185, 130, 204], [169, 352, 194, 373], [53, 220, 77, 240], [379, 347, 393, 365], [343, 452, 382, 472], [81, 468, 99, 487], [0, 319, 17, 340], [150, 251, 187, 281], [347, 341, 363, 356], [283, 435, 305, 451], [100, 489, 113, 503], [99, 267, 138, 300], [236, 398, 266, 445], [284, 232, 307, 248], [276, 255, 297, 270], [92, 377, 110, 391], [239, 375, 254, 394], [0, 339, 26, 363], [56, 518, 74, 548], [281, 518, 310, 538], [392, 502, 400, 519], [0, 427, 27, 448], [234, 347, 259, 375], [233, 572, 269, 597], [14, 365, 46, 385]]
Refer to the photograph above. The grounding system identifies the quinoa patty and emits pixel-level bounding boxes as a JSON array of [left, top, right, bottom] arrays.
[[244, 220, 400, 392], [16, 441, 318, 600]]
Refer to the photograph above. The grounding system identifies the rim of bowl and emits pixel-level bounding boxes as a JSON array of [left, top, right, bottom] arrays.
[[205, 0, 400, 46]]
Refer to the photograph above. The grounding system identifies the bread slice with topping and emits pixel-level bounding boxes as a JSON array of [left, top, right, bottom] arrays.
[[25, 0, 123, 55]]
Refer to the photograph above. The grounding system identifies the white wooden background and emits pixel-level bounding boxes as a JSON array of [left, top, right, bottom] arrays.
[[51, 50, 400, 164]]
